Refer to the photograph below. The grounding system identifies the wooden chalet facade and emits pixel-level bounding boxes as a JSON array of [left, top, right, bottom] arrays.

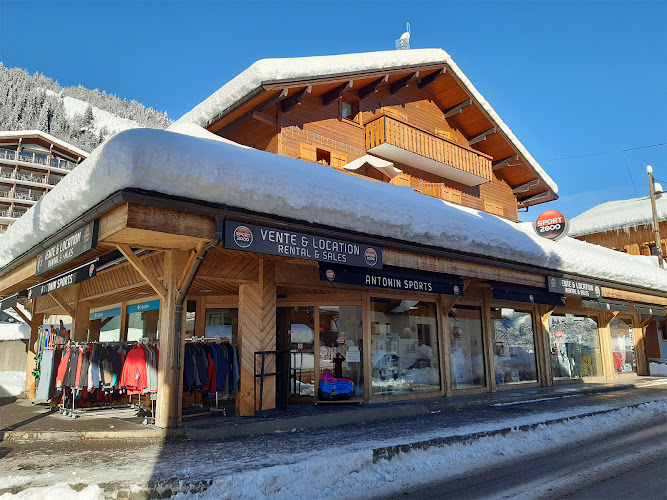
[[0, 50, 665, 429]]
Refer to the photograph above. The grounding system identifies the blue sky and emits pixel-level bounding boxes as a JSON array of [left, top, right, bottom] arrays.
[[0, 0, 665, 222]]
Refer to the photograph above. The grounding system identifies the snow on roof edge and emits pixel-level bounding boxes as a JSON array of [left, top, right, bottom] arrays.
[[0, 129, 89, 157], [172, 49, 558, 194], [0, 127, 663, 296]]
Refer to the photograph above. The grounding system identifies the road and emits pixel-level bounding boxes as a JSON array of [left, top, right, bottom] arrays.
[[378, 416, 667, 500]]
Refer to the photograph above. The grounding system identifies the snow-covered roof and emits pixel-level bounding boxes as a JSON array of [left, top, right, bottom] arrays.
[[0, 127, 664, 294], [172, 49, 558, 195], [570, 195, 667, 237], [0, 130, 89, 157]]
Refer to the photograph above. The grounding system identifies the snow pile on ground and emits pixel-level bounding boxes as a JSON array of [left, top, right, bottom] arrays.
[[0, 322, 30, 341], [0, 371, 26, 397], [166, 400, 667, 500], [172, 48, 556, 194], [0, 484, 103, 500], [649, 361, 667, 376], [570, 195, 667, 236], [0, 128, 665, 292]]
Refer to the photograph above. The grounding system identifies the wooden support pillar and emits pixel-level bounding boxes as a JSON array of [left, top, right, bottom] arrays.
[[632, 314, 648, 376], [25, 301, 42, 393], [438, 295, 452, 397], [538, 306, 555, 386], [156, 250, 189, 429], [71, 286, 90, 342], [195, 296, 206, 336], [598, 312, 617, 379], [236, 259, 277, 416]]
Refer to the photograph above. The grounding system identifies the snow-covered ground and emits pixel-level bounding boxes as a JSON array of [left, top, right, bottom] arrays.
[[0, 370, 26, 397], [0, 400, 667, 500], [62, 96, 141, 136]]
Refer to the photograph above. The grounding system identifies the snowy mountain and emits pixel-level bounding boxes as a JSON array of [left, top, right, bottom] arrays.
[[0, 63, 171, 152]]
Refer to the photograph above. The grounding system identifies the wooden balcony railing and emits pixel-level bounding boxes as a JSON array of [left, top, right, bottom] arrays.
[[365, 114, 493, 184]]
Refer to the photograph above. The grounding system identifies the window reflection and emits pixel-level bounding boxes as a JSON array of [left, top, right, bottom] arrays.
[[610, 317, 636, 374], [549, 314, 602, 378], [491, 308, 538, 385], [449, 305, 486, 389]]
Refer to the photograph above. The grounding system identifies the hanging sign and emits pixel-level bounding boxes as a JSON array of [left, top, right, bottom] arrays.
[[547, 276, 601, 299], [320, 263, 464, 295], [35, 220, 99, 276], [26, 260, 98, 300], [89, 307, 122, 321], [224, 221, 382, 269], [126, 300, 160, 315], [0, 293, 19, 312], [534, 210, 569, 241]]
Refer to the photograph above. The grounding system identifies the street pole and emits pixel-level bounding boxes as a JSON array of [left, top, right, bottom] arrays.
[[647, 165, 664, 269]]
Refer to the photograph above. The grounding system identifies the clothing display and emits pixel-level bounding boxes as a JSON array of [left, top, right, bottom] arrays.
[[183, 340, 239, 395]]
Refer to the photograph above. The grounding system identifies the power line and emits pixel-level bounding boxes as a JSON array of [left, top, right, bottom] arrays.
[[539, 142, 667, 163]]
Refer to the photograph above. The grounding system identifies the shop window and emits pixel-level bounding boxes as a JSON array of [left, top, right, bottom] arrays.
[[185, 300, 197, 338], [277, 306, 315, 398], [370, 298, 440, 397], [549, 314, 603, 379], [204, 308, 238, 345], [125, 300, 160, 341], [609, 317, 636, 374], [319, 305, 364, 398], [449, 305, 486, 390], [491, 308, 538, 385]]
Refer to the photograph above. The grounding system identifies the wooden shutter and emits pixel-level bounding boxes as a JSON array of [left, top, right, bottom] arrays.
[[390, 173, 411, 187], [484, 201, 504, 216], [331, 153, 348, 170], [300, 143, 317, 162]]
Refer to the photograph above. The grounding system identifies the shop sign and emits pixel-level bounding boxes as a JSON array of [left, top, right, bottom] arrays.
[[547, 276, 601, 299], [126, 299, 160, 314], [26, 260, 98, 300], [89, 307, 122, 321], [35, 220, 99, 276], [224, 221, 382, 269], [320, 263, 464, 296], [534, 210, 569, 241], [0, 293, 19, 312]]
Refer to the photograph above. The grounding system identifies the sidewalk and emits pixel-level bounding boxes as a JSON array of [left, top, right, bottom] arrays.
[[0, 377, 661, 442]]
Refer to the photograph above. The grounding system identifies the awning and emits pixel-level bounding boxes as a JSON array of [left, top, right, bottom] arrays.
[[342, 154, 403, 179], [491, 282, 565, 306], [634, 304, 666, 319], [582, 299, 633, 314], [319, 263, 464, 296], [0, 293, 19, 312]]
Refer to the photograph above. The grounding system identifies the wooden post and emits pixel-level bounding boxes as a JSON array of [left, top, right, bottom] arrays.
[[539, 306, 555, 386], [195, 296, 206, 336], [71, 286, 90, 342], [438, 295, 452, 397], [598, 312, 616, 379], [155, 250, 189, 429], [632, 313, 648, 376], [119, 301, 128, 341], [362, 292, 372, 402], [236, 259, 276, 416], [482, 291, 496, 392], [25, 301, 43, 393]]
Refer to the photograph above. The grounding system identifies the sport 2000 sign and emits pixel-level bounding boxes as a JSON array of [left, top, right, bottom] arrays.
[[534, 209, 569, 241]]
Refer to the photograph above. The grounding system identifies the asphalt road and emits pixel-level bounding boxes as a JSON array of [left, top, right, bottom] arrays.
[[379, 409, 667, 500]]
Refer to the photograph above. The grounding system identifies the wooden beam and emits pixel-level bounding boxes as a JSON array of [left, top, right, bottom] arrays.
[[11, 305, 32, 327], [492, 154, 520, 171], [252, 111, 277, 126], [512, 179, 540, 194], [321, 81, 353, 106], [217, 89, 288, 136], [177, 247, 201, 293], [469, 128, 496, 146], [417, 68, 445, 89], [443, 98, 472, 119], [359, 75, 388, 99], [51, 291, 75, 317], [639, 314, 655, 328], [99, 316, 114, 329], [390, 72, 419, 94], [116, 244, 167, 301], [280, 85, 312, 113]]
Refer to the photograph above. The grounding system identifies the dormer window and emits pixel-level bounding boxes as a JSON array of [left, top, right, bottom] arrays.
[[340, 101, 359, 122]]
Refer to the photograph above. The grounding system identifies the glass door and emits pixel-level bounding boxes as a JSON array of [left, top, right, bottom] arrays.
[[277, 306, 315, 402]]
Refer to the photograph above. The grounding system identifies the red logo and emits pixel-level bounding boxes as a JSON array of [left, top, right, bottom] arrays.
[[594, 286, 600, 297], [365, 248, 378, 266], [83, 226, 91, 244], [535, 210, 569, 241], [326, 269, 335, 281], [233, 226, 253, 248]]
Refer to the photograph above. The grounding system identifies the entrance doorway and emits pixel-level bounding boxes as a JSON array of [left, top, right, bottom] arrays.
[[277, 306, 315, 402]]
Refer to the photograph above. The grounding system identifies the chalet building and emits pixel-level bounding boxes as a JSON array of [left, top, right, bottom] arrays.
[[570, 196, 667, 361], [0, 49, 665, 429], [0, 131, 87, 234]]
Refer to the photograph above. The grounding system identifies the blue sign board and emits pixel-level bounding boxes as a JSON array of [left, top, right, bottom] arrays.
[[126, 300, 160, 315], [89, 307, 121, 321]]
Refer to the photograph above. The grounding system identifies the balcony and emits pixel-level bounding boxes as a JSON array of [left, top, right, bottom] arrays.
[[0, 149, 76, 173], [365, 114, 492, 186]]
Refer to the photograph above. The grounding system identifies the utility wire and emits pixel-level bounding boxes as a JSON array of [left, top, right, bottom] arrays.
[[539, 142, 666, 163]]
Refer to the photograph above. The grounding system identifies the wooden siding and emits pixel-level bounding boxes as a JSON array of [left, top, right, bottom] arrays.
[[575, 221, 667, 257]]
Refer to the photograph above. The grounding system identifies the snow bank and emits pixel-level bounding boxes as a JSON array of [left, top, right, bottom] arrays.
[[649, 361, 667, 376], [171, 48, 557, 194], [0, 322, 30, 341], [0, 484, 103, 500], [570, 195, 667, 237], [0, 128, 665, 293], [0, 371, 26, 397]]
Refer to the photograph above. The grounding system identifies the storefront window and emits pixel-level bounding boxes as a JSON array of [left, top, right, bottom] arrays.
[[126, 300, 160, 341], [370, 298, 440, 397], [549, 314, 603, 379], [319, 305, 364, 398], [491, 308, 538, 385], [277, 306, 315, 397], [449, 305, 486, 390], [204, 308, 238, 344], [89, 307, 121, 342], [184, 300, 197, 338], [609, 317, 636, 374]]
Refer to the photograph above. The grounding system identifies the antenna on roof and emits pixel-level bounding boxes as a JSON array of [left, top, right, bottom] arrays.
[[395, 22, 411, 50]]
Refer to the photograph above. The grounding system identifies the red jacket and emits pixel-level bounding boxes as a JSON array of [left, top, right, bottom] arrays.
[[120, 346, 147, 395]]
